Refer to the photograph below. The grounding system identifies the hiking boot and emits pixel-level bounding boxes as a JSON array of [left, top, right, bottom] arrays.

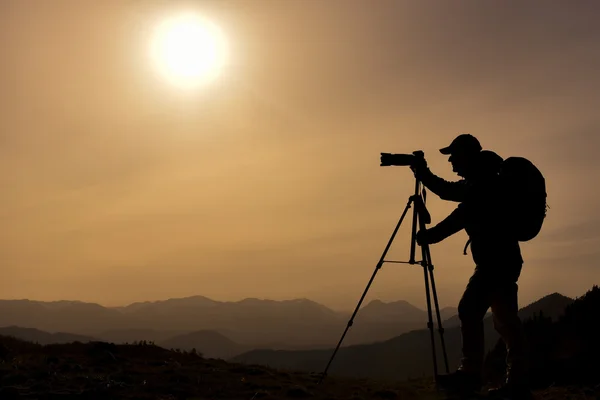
[[487, 382, 533, 399], [436, 370, 482, 394]]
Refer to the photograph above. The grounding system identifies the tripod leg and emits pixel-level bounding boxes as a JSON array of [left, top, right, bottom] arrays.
[[423, 245, 450, 374], [419, 186, 450, 376], [317, 195, 414, 385], [420, 232, 439, 380], [412, 185, 440, 380], [409, 177, 420, 264]]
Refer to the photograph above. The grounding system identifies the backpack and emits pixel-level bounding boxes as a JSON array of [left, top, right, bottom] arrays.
[[499, 156, 548, 241]]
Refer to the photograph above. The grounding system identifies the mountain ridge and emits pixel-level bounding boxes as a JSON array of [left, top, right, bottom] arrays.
[[4, 295, 457, 312], [0, 291, 580, 367], [0, 295, 455, 351], [230, 290, 579, 380]]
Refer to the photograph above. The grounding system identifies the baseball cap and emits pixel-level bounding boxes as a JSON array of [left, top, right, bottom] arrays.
[[439, 134, 482, 155]]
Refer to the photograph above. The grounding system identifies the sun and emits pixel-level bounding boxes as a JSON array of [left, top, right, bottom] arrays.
[[150, 12, 228, 89]]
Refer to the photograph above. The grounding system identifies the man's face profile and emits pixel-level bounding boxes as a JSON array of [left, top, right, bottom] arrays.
[[448, 151, 471, 178]]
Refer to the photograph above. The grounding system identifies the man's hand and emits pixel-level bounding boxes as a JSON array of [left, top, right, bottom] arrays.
[[410, 153, 428, 176], [416, 229, 430, 246], [417, 207, 465, 247], [416, 228, 444, 246]]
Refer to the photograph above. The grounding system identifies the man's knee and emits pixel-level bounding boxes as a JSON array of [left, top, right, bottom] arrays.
[[458, 296, 487, 324], [458, 272, 492, 323], [493, 309, 522, 331], [491, 284, 521, 328]]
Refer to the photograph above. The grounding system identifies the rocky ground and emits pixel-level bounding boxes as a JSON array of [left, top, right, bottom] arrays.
[[0, 336, 597, 400]]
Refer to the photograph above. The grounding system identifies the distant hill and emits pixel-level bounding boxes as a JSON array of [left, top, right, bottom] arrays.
[[158, 330, 250, 359], [113, 295, 220, 314], [516, 292, 574, 321], [442, 311, 490, 328], [331, 301, 459, 344], [485, 286, 599, 389], [354, 300, 425, 322], [0, 326, 97, 345], [230, 291, 577, 380], [440, 306, 458, 321], [342, 300, 457, 324], [0, 300, 132, 334], [429, 292, 572, 329], [95, 328, 186, 344], [0, 326, 247, 360], [0, 296, 457, 349]]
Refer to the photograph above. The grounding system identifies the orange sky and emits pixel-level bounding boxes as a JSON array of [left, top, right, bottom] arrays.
[[1, 1, 599, 311]]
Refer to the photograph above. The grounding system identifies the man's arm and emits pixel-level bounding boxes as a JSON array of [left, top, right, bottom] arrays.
[[414, 167, 469, 202], [417, 206, 465, 245]]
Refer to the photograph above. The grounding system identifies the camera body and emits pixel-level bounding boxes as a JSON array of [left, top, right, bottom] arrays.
[[380, 150, 424, 167]]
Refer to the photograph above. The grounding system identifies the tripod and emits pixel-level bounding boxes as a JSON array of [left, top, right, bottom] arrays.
[[317, 175, 450, 385]]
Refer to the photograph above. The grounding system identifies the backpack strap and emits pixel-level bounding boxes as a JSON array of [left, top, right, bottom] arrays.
[[463, 238, 472, 255]]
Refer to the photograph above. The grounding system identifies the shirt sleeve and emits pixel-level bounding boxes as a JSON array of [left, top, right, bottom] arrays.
[[416, 168, 469, 202], [426, 206, 466, 243]]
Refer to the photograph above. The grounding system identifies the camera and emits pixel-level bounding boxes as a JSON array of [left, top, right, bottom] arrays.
[[380, 150, 424, 167]]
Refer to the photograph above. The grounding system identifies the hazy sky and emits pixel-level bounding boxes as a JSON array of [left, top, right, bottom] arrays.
[[1, 1, 599, 311]]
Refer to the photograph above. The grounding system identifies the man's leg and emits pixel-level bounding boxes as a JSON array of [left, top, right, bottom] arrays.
[[437, 269, 491, 392], [457, 270, 494, 377], [490, 281, 529, 391]]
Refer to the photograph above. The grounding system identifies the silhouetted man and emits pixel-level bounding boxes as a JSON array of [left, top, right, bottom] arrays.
[[412, 136, 529, 398]]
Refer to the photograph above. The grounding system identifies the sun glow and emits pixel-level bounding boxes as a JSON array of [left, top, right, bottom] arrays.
[[150, 12, 228, 89]]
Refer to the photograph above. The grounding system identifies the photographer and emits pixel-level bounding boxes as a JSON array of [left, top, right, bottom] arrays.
[[415, 147, 529, 399]]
